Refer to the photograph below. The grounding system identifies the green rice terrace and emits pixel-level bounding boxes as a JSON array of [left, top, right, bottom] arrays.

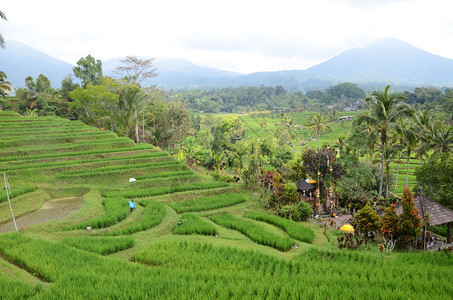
[[0, 111, 451, 299]]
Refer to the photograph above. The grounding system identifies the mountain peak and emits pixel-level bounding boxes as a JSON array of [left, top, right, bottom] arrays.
[[304, 37, 453, 85]]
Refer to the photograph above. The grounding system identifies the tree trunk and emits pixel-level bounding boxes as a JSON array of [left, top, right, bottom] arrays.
[[142, 110, 145, 142], [378, 142, 385, 199], [448, 222, 452, 244], [135, 110, 139, 143], [405, 155, 410, 188], [318, 133, 320, 151], [112, 109, 118, 133], [393, 163, 400, 192], [386, 163, 390, 199]]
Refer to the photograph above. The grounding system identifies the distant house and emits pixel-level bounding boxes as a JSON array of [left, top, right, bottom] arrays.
[[273, 107, 293, 114], [339, 116, 352, 121]]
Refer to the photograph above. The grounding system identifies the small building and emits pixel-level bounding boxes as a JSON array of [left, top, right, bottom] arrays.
[[295, 178, 314, 197]]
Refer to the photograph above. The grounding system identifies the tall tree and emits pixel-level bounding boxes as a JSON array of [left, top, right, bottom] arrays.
[[373, 136, 402, 198], [22, 74, 53, 110], [305, 113, 331, 150], [120, 85, 146, 142], [0, 10, 7, 48], [430, 122, 453, 159], [73, 55, 103, 87], [416, 153, 453, 209], [355, 85, 413, 198], [68, 84, 119, 130], [0, 71, 12, 96], [59, 74, 79, 100], [114, 56, 158, 85]]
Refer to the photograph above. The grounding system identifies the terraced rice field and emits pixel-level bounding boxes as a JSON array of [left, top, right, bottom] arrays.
[[389, 159, 420, 196], [0, 111, 451, 299]]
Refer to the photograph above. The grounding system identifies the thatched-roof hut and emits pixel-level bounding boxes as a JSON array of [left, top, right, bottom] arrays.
[[295, 179, 314, 191], [295, 178, 315, 198]]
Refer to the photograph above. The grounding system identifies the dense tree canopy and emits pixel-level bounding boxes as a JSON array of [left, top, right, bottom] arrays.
[[73, 55, 103, 87]]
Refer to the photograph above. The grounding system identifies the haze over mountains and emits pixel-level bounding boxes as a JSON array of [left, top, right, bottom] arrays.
[[2, 38, 453, 91]]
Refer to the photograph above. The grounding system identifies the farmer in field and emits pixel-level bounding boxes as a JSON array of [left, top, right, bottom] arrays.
[[129, 198, 136, 212]]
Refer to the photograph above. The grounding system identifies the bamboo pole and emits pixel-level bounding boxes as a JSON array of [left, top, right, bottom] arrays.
[[4, 173, 18, 232]]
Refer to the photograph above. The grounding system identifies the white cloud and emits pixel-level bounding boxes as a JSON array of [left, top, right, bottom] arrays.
[[2, 0, 453, 73]]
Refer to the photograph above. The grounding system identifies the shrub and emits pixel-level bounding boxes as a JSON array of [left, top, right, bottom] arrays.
[[380, 204, 399, 252], [398, 187, 422, 245], [352, 203, 380, 242], [277, 200, 312, 222]]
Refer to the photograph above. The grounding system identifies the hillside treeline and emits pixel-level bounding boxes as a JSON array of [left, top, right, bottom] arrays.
[[163, 83, 453, 116]]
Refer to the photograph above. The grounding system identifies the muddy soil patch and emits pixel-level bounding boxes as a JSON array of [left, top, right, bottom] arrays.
[[0, 197, 83, 233]]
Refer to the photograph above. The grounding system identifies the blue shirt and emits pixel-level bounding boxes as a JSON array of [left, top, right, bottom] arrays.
[[129, 200, 136, 209]]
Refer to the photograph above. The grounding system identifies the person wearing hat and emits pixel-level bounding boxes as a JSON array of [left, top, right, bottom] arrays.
[[129, 198, 136, 212]]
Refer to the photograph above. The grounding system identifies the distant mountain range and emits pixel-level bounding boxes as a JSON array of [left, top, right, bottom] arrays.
[[2, 38, 453, 91]]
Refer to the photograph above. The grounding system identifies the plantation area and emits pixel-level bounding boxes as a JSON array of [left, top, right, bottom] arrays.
[[0, 112, 452, 299]]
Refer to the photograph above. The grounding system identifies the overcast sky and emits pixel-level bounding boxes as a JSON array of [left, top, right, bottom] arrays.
[[2, 0, 453, 74]]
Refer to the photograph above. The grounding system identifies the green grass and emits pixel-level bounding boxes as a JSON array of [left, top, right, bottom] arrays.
[[104, 201, 166, 236], [102, 181, 230, 199], [135, 170, 194, 180], [246, 212, 314, 243], [0, 151, 167, 172], [0, 186, 36, 203], [64, 197, 130, 230], [0, 269, 41, 299], [61, 236, 134, 255], [58, 159, 179, 178], [173, 213, 217, 236], [169, 193, 246, 213], [0, 143, 154, 162], [209, 213, 297, 251]]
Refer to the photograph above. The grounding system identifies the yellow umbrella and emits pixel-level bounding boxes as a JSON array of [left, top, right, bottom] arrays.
[[308, 179, 316, 184], [339, 224, 354, 232]]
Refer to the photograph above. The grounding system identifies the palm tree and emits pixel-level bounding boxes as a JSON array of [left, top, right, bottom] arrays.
[[0, 10, 7, 48], [305, 113, 331, 150], [430, 122, 453, 159], [121, 87, 146, 142], [334, 135, 346, 158], [356, 85, 413, 198], [373, 136, 403, 199], [0, 71, 12, 95]]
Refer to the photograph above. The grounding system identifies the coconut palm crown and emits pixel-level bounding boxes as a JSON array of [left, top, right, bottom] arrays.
[[355, 85, 413, 198]]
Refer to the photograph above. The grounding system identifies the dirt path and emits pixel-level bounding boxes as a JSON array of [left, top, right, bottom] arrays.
[[0, 197, 83, 233]]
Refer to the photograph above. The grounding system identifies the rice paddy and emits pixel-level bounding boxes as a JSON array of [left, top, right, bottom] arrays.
[[0, 111, 450, 299]]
